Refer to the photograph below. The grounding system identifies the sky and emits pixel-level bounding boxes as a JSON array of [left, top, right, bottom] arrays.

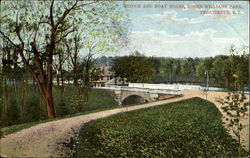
[[117, 1, 249, 58]]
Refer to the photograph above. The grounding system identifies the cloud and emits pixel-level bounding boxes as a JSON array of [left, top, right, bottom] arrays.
[[123, 29, 241, 57], [149, 8, 236, 24], [149, 10, 190, 24], [184, 28, 217, 40]]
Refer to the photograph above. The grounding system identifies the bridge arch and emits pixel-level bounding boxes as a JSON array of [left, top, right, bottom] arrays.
[[103, 85, 181, 105], [121, 94, 148, 105]]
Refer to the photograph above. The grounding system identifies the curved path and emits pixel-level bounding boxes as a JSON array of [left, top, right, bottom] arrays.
[[0, 90, 249, 157]]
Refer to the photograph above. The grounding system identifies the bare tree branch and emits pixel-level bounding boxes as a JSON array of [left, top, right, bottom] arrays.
[[55, 29, 74, 44], [50, 0, 55, 28], [55, 0, 78, 29], [0, 31, 18, 48]]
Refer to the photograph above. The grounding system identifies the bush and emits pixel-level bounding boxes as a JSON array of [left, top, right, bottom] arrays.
[[55, 98, 70, 117], [24, 93, 43, 122], [7, 98, 20, 125]]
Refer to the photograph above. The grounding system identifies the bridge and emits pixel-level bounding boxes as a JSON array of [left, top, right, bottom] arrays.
[[96, 84, 181, 105]]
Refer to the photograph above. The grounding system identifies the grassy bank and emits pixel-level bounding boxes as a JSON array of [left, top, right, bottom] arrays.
[[0, 88, 119, 137], [73, 98, 247, 157]]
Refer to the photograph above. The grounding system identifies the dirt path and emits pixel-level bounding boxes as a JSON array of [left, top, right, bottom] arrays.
[[0, 90, 249, 157]]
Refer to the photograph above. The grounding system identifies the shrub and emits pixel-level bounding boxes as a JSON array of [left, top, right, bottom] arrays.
[[7, 98, 20, 125], [24, 92, 43, 122]]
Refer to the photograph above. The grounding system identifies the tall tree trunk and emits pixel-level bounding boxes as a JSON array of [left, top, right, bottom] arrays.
[[39, 94, 43, 119], [14, 79, 17, 92], [61, 74, 64, 95], [3, 76, 8, 114], [59, 59, 64, 94], [32, 78, 36, 89], [45, 41, 56, 118], [56, 73, 60, 86], [44, 87, 55, 118], [73, 65, 78, 86], [20, 78, 26, 112], [61, 76, 64, 91], [37, 78, 56, 119], [84, 62, 90, 87]]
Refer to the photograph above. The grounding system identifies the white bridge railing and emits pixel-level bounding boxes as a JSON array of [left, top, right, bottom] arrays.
[[128, 83, 227, 91], [128, 83, 201, 90], [98, 85, 181, 95]]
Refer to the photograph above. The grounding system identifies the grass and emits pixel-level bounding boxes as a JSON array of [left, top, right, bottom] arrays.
[[0, 120, 49, 138], [0, 107, 114, 138], [0, 89, 119, 138], [0, 91, 181, 138], [84, 89, 119, 111], [73, 97, 248, 158]]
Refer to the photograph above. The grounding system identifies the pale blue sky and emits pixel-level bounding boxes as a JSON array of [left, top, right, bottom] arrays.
[[117, 1, 249, 57]]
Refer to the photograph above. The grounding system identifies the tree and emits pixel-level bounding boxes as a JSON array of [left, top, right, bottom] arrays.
[[180, 59, 191, 82], [231, 46, 248, 90], [1, 0, 129, 118], [63, 1, 129, 87], [218, 91, 248, 157], [64, 33, 83, 87], [0, 0, 102, 118], [222, 45, 248, 90], [195, 57, 213, 83], [210, 55, 228, 86], [172, 59, 181, 82], [218, 45, 249, 157], [81, 2, 129, 86], [112, 53, 155, 83], [53, 46, 70, 94], [148, 57, 160, 82], [59, 1, 129, 111], [159, 58, 173, 82]]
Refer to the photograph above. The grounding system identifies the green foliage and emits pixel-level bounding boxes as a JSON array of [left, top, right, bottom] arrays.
[[54, 96, 70, 117], [210, 55, 228, 85], [0, 86, 118, 128], [70, 87, 88, 112], [53, 86, 76, 116], [0, 88, 119, 138], [125, 45, 248, 87], [7, 98, 20, 125], [0, 85, 44, 127], [1, 0, 130, 118], [23, 92, 42, 122], [180, 59, 192, 81], [220, 92, 248, 129], [0, 120, 49, 138], [112, 53, 155, 83], [84, 89, 118, 111], [74, 98, 247, 158], [218, 91, 249, 156], [195, 57, 213, 80], [229, 46, 249, 89]]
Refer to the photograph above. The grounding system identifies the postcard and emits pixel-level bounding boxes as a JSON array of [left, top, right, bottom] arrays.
[[0, 0, 249, 157]]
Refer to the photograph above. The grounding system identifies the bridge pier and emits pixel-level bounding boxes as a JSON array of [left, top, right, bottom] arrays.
[[113, 90, 122, 105], [149, 93, 158, 102]]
